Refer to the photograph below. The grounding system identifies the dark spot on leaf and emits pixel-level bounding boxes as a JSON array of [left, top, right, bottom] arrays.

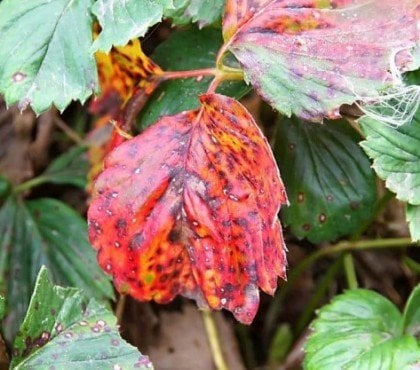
[[129, 232, 145, 250], [168, 228, 181, 242], [350, 201, 359, 210], [297, 192, 304, 203], [302, 223, 311, 231]]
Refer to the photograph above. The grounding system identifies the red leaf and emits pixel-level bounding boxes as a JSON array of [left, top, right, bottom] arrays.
[[87, 38, 162, 194], [223, 0, 419, 120], [88, 93, 288, 324]]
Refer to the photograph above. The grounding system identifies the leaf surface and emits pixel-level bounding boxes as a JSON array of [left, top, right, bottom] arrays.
[[40, 146, 88, 189], [88, 93, 287, 324], [92, 37, 163, 118], [360, 109, 420, 205], [304, 289, 420, 370], [88, 38, 163, 191], [274, 117, 376, 242], [223, 0, 418, 120], [139, 27, 250, 129], [0, 0, 97, 114], [406, 204, 420, 242], [165, 0, 225, 28], [12, 267, 152, 369], [0, 197, 114, 342], [92, 0, 174, 52], [403, 284, 420, 338]]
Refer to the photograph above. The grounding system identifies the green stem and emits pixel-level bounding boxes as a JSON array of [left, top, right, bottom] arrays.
[[13, 176, 48, 194], [264, 237, 418, 340], [202, 309, 229, 370], [343, 253, 358, 289], [295, 255, 344, 335]]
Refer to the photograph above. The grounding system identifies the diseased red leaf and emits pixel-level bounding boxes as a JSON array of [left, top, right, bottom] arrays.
[[90, 38, 163, 118], [88, 93, 288, 324], [87, 38, 163, 194], [223, 0, 419, 120]]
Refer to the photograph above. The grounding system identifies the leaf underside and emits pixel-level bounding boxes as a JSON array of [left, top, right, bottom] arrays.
[[224, 0, 418, 120], [88, 93, 287, 324], [275, 117, 377, 242], [12, 267, 152, 369], [359, 108, 420, 205], [406, 204, 420, 242], [0, 0, 98, 114], [165, 0, 225, 28]]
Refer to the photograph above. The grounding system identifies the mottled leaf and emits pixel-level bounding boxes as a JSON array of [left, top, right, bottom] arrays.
[[165, 0, 225, 28], [223, 0, 418, 120], [274, 117, 376, 242], [0, 197, 114, 342], [138, 27, 250, 129], [0, 0, 97, 114], [38, 146, 88, 189], [88, 93, 287, 324], [406, 204, 420, 242], [92, 0, 174, 52], [403, 284, 420, 338], [88, 38, 163, 192], [91, 38, 163, 118], [12, 266, 153, 369], [304, 289, 420, 370], [360, 109, 420, 205]]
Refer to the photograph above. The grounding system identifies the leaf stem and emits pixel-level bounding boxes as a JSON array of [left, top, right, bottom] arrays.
[[13, 176, 47, 194], [53, 116, 85, 145], [264, 237, 418, 340], [201, 309, 229, 370], [343, 253, 358, 289], [115, 294, 126, 325], [160, 68, 217, 81], [295, 255, 344, 335]]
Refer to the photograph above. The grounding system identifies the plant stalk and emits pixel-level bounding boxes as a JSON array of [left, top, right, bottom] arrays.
[[264, 237, 418, 340], [13, 176, 48, 194], [343, 253, 358, 289], [202, 309, 229, 370]]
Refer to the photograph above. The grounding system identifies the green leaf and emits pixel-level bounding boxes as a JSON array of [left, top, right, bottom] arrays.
[[274, 117, 377, 242], [138, 27, 249, 129], [406, 204, 420, 242], [0, 0, 98, 114], [165, 0, 225, 28], [403, 284, 420, 338], [268, 324, 293, 365], [40, 146, 88, 188], [11, 267, 153, 369], [304, 289, 420, 370], [0, 197, 114, 342], [92, 0, 174, 52], [359, 109, 420, 205], [0, 174, 11, 200]]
